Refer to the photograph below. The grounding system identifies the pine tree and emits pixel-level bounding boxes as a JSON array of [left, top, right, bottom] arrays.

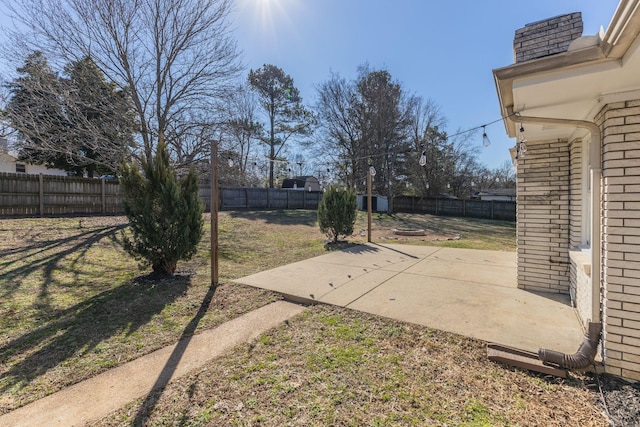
[[119, 140, 204, 276], [318, 185, 357, 243]]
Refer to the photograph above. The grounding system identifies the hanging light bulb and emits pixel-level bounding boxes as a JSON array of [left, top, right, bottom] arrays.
[[517, 124, 528, 159], [482, 125, 491, 148], [519, 124, 525, 139], [369, 165, 376, 176], [447, 182, 450, 189], [419, 151, 427, 167], [426, 182, 430, 189], [518, 140, 527, 159], [228, 157, 234, 167]]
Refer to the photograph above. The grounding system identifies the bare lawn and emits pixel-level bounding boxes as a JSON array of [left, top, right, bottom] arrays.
[[0, 211, 616, 426]]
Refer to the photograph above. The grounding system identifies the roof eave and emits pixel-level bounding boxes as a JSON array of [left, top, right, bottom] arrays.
[[493, 46, 607, 137]]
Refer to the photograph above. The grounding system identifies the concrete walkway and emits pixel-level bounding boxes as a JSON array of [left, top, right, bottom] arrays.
[[235, 243, 584, 355], [0, 301, 305, 427]]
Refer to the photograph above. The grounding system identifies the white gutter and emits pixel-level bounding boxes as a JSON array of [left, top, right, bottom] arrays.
[[507, 107, 602, 323]]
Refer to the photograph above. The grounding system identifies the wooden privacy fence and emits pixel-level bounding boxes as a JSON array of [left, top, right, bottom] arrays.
[[0, 173, 324, 216], [0, 173, 515, 221], [0, 172, 122, 216], [199, 186, 324, 211], [393, 196, 516, 221]]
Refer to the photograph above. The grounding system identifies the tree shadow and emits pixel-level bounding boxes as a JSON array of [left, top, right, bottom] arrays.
[[228, 209, 318, 226], [0, 274, 191, 397], [0, 224, 128, 306], [133, 280, 217, 426]]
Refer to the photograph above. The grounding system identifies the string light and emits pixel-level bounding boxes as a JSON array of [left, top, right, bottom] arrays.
[[516, 124, 527, 159], [225, 111, 517, 181], [482, 125, 491, 148]]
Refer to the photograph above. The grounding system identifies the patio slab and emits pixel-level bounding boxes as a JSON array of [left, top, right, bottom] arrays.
[[235, 243, 584, 354]]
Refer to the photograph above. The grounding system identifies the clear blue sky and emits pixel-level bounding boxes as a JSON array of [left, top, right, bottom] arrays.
[[232, 0, 619, 169]]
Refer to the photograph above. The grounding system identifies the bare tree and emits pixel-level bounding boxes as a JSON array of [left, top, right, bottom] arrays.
[[219, 84, 263, 186], [314, 71, 363, 189], [315, 65, 419, 204], [4, 0, 242, 164], [492, 160, 516, 188]]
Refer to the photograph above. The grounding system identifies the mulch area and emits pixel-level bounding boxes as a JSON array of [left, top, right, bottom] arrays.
[[591, 373, 640, 426]]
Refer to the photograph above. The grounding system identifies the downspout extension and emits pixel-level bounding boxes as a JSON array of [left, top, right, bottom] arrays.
[[539, 322, 602, 369], [506, 107, 602, 325]]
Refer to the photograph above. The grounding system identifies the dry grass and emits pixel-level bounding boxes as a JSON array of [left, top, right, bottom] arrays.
[[350, 212, 516, 251], [0, 212, 324, 413], [97, 306, 606, 427], [1, 211, 608, 426]]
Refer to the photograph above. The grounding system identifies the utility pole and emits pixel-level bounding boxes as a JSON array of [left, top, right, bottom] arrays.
[[367, 162, 375, 243], [210, 139, 219, 287]]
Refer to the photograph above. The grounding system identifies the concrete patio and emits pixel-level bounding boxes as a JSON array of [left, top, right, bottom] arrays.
[[235, 243, 585, 354]]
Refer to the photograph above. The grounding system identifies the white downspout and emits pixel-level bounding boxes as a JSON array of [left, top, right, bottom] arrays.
[[507, 107, 602, 324]]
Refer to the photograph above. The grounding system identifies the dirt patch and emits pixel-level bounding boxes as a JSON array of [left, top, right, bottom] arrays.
[[356, 227, 460, 242]]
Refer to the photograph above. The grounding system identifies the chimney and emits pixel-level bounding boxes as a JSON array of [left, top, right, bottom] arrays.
[[514, 12, 583, 63]]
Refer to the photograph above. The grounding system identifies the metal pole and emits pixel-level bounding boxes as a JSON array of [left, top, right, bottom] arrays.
[[367, 170, 372, 243], [211, 139, 219, 287]]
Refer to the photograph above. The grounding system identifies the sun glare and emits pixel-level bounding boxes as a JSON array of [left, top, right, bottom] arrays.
[[239, 0, 301, 47]]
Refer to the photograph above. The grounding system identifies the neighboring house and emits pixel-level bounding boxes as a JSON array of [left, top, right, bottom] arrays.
[[474, 189, 516, 202], [0, 151, 67, 176], [494, 0, 640, 380], [281, 176, 321, 192]]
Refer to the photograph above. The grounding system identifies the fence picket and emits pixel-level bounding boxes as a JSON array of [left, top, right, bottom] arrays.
[[0, 172, 515, 221]]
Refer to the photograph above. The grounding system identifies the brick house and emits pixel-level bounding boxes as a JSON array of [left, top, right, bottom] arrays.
[[493, 0, 640, 381]]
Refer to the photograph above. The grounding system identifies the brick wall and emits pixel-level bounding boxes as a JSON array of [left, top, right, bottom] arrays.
[[597, 100, 640, 381], [517, 139, 571, 293], [569, 139, 584, 248], [514, 13, 583, 63]]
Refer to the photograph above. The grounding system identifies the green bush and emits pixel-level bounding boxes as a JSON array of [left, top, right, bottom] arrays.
[[318, 185, 357, 243], [119, 141, 204, 275]]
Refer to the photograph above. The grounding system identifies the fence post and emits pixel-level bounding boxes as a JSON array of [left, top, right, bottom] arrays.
[[39, 173, 44, 217], [245, 187, 249, 209], [101, 178, 106, 214], [491, 200, 495, 220]]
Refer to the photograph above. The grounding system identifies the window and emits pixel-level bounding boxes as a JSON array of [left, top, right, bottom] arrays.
[[582, 137, 591, 247], [15, 163, 26, 173]]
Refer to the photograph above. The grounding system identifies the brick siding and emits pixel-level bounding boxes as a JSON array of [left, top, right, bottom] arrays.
[[597, 100, 640, 381], [516, 139, 571, 293]]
